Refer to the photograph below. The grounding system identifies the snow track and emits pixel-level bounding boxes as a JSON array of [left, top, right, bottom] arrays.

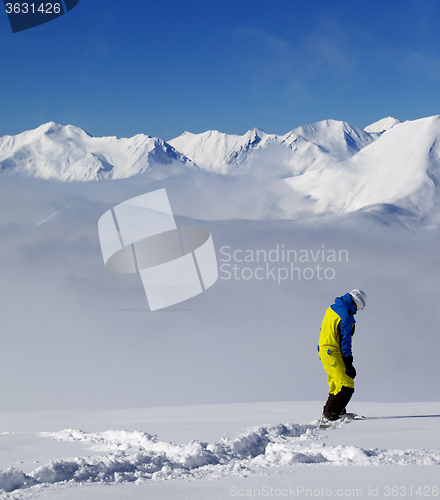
[[1, 419, 439, 495]]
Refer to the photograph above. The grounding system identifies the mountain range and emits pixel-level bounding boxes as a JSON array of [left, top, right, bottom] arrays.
[[0, 117, 400, 181], [0, 122, 197, 181], [3, 115, 440, 226]]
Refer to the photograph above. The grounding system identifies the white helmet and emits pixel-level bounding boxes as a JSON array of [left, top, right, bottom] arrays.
[[350, 289, 367, 310]]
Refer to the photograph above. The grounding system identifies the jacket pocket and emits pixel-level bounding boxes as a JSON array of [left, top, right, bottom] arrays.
[[319, 347, 337, 367]]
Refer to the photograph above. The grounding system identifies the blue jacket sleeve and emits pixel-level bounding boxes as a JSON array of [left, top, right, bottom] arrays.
[[339, 314, 353, 357]]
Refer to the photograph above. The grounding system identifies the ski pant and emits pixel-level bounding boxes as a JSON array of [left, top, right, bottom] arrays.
[[319, 347, 354, 420]]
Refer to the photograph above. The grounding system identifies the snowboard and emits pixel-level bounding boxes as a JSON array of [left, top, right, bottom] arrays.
[[314, 412, 365, 429]]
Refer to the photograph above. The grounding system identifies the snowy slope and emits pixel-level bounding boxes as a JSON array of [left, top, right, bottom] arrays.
[[0, 401, 439, 498], [0, 122, 196, 181], [285, 115, 440, 223]]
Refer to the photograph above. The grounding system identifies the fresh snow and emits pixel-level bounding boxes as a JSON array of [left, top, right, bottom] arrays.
[[0, 402, 439, 498]]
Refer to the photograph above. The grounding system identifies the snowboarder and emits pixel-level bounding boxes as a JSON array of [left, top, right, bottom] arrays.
[[318, 289, 367, 422]]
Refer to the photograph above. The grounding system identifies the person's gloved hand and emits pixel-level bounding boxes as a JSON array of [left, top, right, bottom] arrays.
[[343, 356, 357, 379]]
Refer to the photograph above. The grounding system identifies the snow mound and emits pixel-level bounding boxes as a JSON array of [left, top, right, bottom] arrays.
[[0, 468, 38, 493], [1, 419, 440, 494]]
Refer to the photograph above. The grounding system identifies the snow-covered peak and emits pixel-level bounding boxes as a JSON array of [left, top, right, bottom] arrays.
[[244, 127, 266, 137], [169, 128, 272, 174], [33, 121, 92, 139], [291, 119, 376, 161], [364, 116, 402, 134]]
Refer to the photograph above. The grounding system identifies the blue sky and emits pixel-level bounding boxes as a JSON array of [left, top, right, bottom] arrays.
[[1, 0, 440, 140]]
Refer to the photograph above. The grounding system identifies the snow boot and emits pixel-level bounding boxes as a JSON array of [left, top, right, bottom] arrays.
[[323, 386, 354, 420]]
